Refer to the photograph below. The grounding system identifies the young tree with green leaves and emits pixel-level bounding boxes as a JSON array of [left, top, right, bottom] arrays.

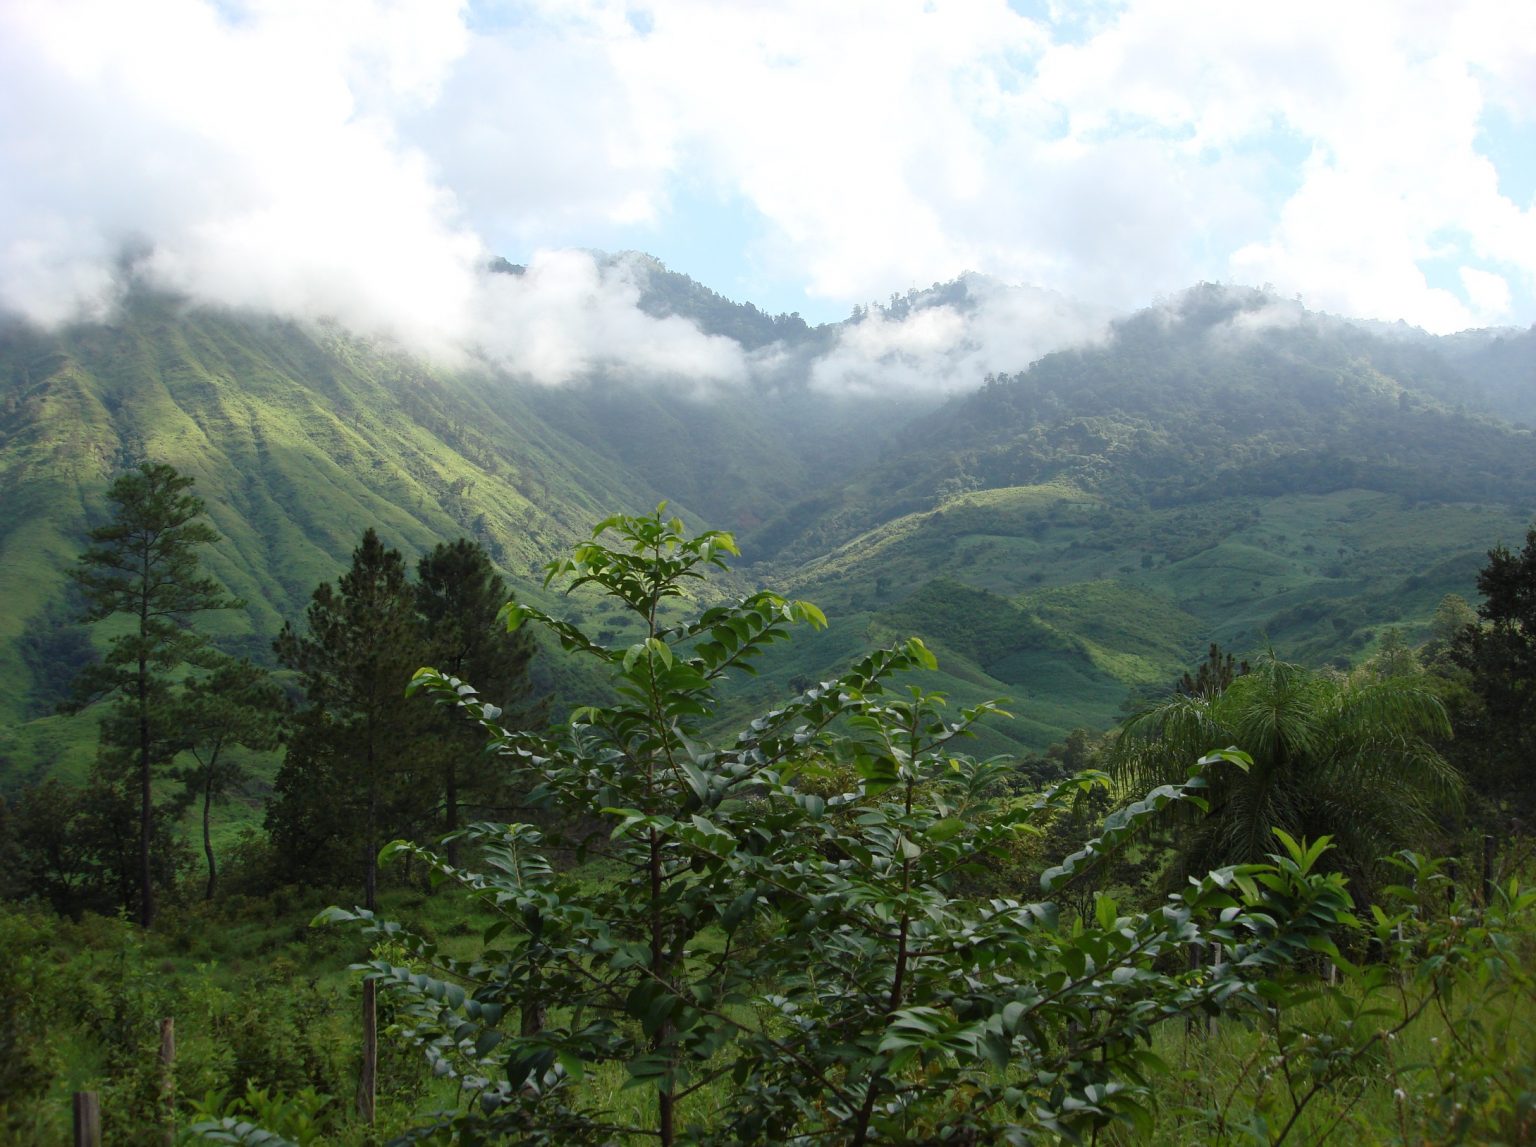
[[317, 508, 1374, 1146], [174, 658, 286, 900], [69, 461, 240, 927], [270, 529, 432, 910]]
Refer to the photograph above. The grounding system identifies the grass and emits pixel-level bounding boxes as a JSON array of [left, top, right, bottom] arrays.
[[1104, 961, 1536, 1146], [758, 488, 1531, 749]]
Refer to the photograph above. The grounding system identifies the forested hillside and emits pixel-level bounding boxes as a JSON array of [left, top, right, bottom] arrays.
[[1, 272, 1533, 778]]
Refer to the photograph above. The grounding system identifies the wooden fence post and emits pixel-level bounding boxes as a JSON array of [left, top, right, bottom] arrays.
[[359, 978, 377, 1125], [161, 1016, 176, 1146], [1207, 944, 1224, 1039], [73, 1091, 101, 1147], [1184, 943, 1200, 1039], [1482, 833, 1496, 907]]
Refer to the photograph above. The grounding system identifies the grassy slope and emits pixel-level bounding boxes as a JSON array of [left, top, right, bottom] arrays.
[[746, 485, 1530, 751], [0, 297, 686, 783]]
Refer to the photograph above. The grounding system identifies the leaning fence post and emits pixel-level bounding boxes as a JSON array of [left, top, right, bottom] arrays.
[[358, 978, 377, 1124], [73, 1091, 101, 1147]]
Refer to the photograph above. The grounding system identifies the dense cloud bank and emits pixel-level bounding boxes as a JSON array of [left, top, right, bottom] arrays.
[[3, 0, 1532, 390]]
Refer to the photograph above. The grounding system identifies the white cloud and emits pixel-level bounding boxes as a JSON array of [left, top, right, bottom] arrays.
[[1459, 267, 1512, 319], [1021, 0, 1536, 331], [470, 250, 749, 388], [427, 0, 1534, 332], [808, 276, 1110, 396], [2, 0, 1533, 382], [0, 0, 482, 343]]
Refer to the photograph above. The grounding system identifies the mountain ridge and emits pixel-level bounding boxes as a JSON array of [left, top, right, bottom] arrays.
[[1, 266, 1532, 782]]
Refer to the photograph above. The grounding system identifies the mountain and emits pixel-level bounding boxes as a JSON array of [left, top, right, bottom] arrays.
[[732, 285, 1534, 749], [1, 270, 1532, 786]]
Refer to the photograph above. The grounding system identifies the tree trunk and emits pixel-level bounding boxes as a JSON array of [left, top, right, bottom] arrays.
[[649, 827, 674, 1147], [139, 654, 155, 929], [358, 979, 377, 1124], [445, 758, 459, 868], [365, 787, 378, 913], [202, 769, 217, 901], [73, 1092, 100, 1147]]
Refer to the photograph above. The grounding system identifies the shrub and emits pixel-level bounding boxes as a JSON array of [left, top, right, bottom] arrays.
[[318, 509, 1376, 1145]]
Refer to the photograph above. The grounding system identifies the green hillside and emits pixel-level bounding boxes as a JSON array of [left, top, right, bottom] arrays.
[[1, 275, 1533, 784], [0, 295, 685, 717], [744, 490, 1511, 746]]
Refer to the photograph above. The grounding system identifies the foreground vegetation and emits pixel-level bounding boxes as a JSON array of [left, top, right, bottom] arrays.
[[4, 496, 1535, 1143]]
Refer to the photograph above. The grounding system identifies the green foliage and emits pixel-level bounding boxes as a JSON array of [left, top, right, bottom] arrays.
[[3, 766, 192, 919], [67, 461, 241, 926], [187, 1082, 335, 1145], [1450, 524, 1536, 820], [319, 508, 1386, 1145], [1108, 654, 1460, 896], [269, 530, 434, 909], [0, 894, 435, 1144], [1120, 851, 1536, 1145], [0, 903, 66, 1139]]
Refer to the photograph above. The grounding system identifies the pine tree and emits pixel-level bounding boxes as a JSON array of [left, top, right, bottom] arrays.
[[415, 538, 543, 863], [1451, 525, 1536, 820], [1176, 642, 1249, 699], [174, 657, 286, 900], [270, 529, 431, 909], [69, 462, 240, 927]]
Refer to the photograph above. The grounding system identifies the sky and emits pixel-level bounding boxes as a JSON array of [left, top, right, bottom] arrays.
[[1, 0, 1533, 391]]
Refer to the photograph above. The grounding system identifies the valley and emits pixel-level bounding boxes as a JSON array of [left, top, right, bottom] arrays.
[[2, 269, 1533, 786]]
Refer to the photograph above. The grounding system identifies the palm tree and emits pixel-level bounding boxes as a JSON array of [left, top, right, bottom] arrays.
[[1107, 654, 1459, 891]]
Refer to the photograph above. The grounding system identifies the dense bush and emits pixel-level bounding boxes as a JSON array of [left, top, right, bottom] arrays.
[[322, 509, 1384, 1145]]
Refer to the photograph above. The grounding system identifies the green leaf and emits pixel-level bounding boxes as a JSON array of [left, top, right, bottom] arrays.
[[926, 817, 965, 842]]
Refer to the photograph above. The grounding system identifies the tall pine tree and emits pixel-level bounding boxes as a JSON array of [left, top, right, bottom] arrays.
[[69, 462, 240, 927], [1452, 525, 1536, 822], [270, 529, 431, 909], [416, 538, 543, 863]]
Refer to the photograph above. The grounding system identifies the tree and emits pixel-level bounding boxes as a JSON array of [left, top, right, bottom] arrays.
[[320, 509, 1365, 1145], [415, 538, 543, 863], [1450, 525, 1536, 820], [1178, 641, 1249, 698], [1108, 652, 1459, 891], [269, 529, 431, 910], [1358, 626, 1421, 681], [1424, 593, 1478, 667], [69, 461, 240, 927], [174, 658, 286, 900]]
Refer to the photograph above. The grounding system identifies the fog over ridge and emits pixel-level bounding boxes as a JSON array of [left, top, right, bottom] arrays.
[[3, 1, 1531, 396]]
